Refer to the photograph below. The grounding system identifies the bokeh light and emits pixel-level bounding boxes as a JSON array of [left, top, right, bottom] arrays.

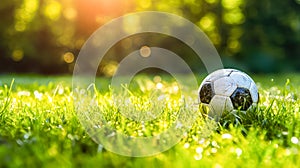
[[1, 0, 299, 74], [139, 46, 151, 58], [63, 7, 77, 21], [12, 49, 24, 62], [43, 0, 61, 21], [102, 61, 118, 77], [14, 0, 39, 32], [63, 52, 75, 63]]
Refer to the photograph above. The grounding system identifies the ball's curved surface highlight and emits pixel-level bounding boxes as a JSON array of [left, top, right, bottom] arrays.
[[198, 69, 259, 121]]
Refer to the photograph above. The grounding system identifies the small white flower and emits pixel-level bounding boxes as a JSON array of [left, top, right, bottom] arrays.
[[156, 83, 163, 89], [157, 95, 166, 101], [58, 87, 64, 95], [57, 125, 63, 129], [211, 148, 218, 153], [183, 143, 190, 148], [175, 121, 183, 129], [196, 147, 203, 154], [236, 148, 242, 157], [194, 154, 202, 160], [17, 91, 31, 97], [34, 91, 43, 100], [222, 133, 233, 139], [291, 137, 299, 144]]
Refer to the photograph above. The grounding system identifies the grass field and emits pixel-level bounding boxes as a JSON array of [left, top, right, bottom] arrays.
[[0, 74, 300, 167]]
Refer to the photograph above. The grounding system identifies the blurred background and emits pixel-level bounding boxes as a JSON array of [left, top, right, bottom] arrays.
[[0, 0, 299, 76]]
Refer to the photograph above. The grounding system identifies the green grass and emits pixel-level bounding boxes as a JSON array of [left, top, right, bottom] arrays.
[[0, 74, 300, 167]]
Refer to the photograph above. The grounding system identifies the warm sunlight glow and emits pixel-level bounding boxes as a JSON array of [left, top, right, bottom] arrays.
[[63, 7, 77, 21], [75, 0, 133, 35]]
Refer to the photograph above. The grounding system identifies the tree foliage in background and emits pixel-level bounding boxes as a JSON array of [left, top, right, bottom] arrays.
[[0, 0, 299, 74], [240, 0, 300, 72]]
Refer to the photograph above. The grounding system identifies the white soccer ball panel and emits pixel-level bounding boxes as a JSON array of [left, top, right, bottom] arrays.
[[214, 77, 237, 96], [224, 96, 234, 113], [207, 104, 221, 121], [249, 82, 259, 103], [229, 69, 240, 72], [229, 72, 252, 89], [209, 95, 228, 120], [203, 69, 233, 82]]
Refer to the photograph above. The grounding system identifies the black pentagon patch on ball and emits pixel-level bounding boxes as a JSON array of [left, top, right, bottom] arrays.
[[199, 83, 214, 104], [230, 87, 253, 111]]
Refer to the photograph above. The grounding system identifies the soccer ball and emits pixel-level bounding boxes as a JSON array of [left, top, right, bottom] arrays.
[[198, 69, 259, 122]]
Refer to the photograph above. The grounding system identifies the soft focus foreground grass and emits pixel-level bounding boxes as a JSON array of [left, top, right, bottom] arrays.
[[0, 74, 300, 167]]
